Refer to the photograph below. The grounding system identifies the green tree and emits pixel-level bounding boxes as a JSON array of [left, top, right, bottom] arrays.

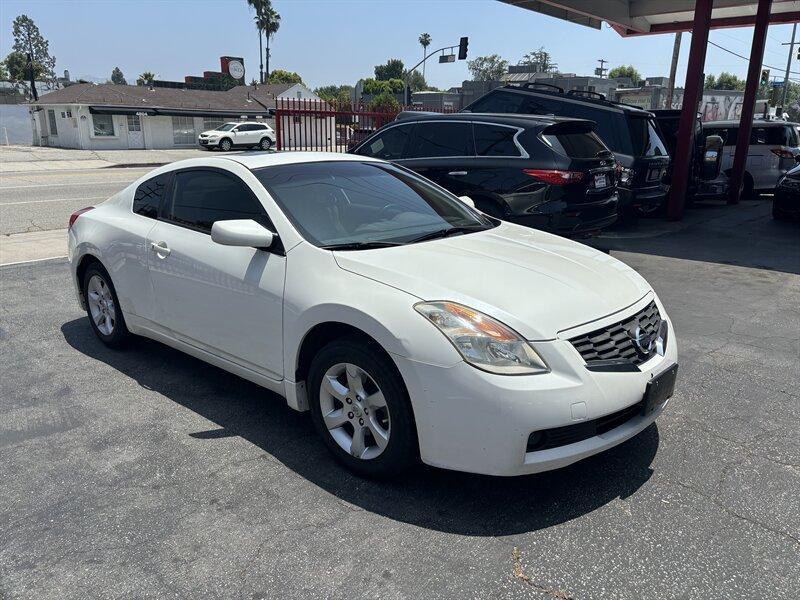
[[375, 59, 405, 81], [0, 60, 8, 81], [715, 71, 745, 90], [520, 47, 556, 73], [315, 84, 353, 104], [371, 91, 400, 112], [267, 69, 302, 84], [608, 65, 641, 83], [3, 51, 43, 82], [418, 33, 432, 79], [248, 0, 280, 83], [136, 71, 155, 86], [404, 69, 429, 92], [11, 15, 55, 84], [110, 67, 127, 85], [467, 54, 508, 82]]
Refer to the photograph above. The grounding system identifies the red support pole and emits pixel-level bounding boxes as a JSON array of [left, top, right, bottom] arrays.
[[667, 0, 713, 221], [727, 0, 773, 204]]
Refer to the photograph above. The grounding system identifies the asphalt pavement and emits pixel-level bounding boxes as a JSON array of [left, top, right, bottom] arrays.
[[1, 201, 798, 600], [0, 167, 150, 236]]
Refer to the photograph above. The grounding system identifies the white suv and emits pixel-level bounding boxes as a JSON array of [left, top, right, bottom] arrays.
[[198, 121, 275, 152]]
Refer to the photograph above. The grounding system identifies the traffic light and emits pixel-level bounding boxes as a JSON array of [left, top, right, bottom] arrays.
[[458, 37, 469, 61], [760, 69, 770, 86]]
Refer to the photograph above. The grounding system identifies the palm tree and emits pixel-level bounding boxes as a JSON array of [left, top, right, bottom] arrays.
[[418, 33, 431, 79], [136, 71, 155, 86], [248, 0, 280, 84]]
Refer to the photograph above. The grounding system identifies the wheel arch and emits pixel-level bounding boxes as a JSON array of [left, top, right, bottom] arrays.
[[75, 252, 106, 305]]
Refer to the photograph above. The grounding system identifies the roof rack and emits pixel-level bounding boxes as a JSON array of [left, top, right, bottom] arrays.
[[513, 81, 564, 93], [566, 89, 606, 100], [502, 82, 652, 114]]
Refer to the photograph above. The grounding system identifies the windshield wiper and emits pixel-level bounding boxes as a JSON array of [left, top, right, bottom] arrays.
[[406, 225, 489, 244], [320, 240, 403, 251]]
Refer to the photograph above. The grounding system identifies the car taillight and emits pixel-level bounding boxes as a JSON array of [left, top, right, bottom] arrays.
[[523, 169, 584, 185], [770, 148, 794, 159], [68, 206, 94, 230]]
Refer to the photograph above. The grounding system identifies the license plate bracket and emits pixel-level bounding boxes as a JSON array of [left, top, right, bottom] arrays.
[[642, 363, 678, 415]]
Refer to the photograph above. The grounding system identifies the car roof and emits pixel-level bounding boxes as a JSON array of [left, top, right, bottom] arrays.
[[221, 151, 381, 170], [487, 84, 656, 116], [394, 111, 588, 129]]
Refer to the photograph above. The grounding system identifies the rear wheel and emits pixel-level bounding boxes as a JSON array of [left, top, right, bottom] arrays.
[[308, 337, 418, 477], [259, 137, 273, 151], [219, 138, 233, 152], [82, 263, 130, 348]]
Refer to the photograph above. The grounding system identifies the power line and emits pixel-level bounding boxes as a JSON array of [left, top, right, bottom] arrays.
[[707, 40, 800, 76]]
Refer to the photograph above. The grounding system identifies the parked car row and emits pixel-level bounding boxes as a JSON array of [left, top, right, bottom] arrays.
[[352, 84, 798, 230]]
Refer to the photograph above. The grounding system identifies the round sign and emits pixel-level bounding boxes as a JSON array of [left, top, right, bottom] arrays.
[[228, 60, 244, 80]]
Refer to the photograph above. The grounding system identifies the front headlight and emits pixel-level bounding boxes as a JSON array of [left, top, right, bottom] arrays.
[[415, 301, 549, 375]]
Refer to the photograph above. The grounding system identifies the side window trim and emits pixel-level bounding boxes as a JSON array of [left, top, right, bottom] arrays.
[[158, 167, 274, 235]]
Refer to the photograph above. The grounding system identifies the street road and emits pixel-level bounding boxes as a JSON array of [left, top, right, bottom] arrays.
[[0, 167, 150, 235]]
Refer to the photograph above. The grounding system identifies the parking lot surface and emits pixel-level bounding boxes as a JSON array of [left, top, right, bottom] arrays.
[[1, 200, 798, 599]]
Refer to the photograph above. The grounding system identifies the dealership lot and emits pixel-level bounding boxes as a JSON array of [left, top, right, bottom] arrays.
[[1, 199, 797, 599]]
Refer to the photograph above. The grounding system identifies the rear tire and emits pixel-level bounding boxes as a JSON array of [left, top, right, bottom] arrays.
[[82, 263, 130, 348], [308, 337, 418, 478], [259, 137, 273, 151]]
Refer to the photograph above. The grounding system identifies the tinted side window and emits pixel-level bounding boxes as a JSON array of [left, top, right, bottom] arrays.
[[133, 173, 170, 219], [474, 124, 522, 156], [405, 122, 474, 158], [543, 130, 608, 159], [356, 125, 412, 159], [165, 170, 271, 233], [751, 126, 793, 145], [467, 90, 526, 114], [569, 105, 619, 151], [518, 96, 565, 115]]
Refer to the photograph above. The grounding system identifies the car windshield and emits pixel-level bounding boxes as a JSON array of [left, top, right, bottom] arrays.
[[214, 124, 236, 131], [627, 116, 669, 157], [254, 161, 493, 248]]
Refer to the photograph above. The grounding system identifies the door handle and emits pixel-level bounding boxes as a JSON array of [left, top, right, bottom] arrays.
[[150, 241, 170, 257], [448, 171, 468, 176]]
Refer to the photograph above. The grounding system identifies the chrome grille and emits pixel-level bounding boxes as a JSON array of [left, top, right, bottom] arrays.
[[569, 300, 662, 366]]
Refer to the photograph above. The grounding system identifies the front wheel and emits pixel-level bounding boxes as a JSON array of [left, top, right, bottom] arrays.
[[259, 137, 273, 151], [82, 263, 130, 348], [308, 337, 418, 477], [219, 138, 233, 152]]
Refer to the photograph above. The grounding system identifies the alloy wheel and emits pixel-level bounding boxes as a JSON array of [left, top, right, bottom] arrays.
[[318, 362, 390, 459], [86, 274, 116, 336]]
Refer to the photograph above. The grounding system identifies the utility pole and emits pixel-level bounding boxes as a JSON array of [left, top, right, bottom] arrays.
[[666, 32, 682, 109], [780, 22, 797, 112], [596, 58, 608, 78]]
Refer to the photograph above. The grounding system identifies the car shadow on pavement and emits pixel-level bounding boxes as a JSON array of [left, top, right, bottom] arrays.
[[62, 317, 659, 537]]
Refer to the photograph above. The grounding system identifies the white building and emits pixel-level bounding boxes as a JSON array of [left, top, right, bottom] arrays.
[[28, 82, 332, 150]]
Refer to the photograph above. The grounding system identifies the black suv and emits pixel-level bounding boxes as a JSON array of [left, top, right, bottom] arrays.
[[350, 113, 618, 236], [463, 83, 671, 215]]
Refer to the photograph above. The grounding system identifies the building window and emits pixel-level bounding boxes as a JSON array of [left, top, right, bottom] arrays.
[[92, 114, 115, 137], [48, 110, 58, 136], [126, 115, 142, 132], [172, 116, 196, 145]]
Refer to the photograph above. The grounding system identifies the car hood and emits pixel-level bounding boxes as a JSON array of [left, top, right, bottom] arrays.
[[333, 223, 651, 340], [199, 130, 223, 136]]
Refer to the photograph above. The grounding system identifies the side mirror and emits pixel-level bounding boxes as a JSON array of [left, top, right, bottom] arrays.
[[458, 195, 476, 209], [701, 135, 724, 181], [211, 219, 274, 249]]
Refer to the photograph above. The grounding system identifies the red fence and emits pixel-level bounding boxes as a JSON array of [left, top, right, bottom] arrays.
[[273, 98, 455, 153]]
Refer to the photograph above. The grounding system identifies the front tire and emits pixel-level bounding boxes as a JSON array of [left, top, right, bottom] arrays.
[[219, 138, 233, 152], [82, 263, 130, 348], [308, 337, 418, 477]]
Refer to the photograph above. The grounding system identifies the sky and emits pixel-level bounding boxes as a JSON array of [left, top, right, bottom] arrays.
[[1, 0, 797, 90]]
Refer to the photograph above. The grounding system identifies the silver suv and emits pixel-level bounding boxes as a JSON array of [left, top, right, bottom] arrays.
[[703, 119, 800, 195]]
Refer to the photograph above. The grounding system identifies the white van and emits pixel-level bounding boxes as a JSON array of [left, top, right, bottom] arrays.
[[703, 119, 800, 195]]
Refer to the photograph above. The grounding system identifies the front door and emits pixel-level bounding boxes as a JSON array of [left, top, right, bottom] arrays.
[[127, 115, 145, 149], [146, 167, 285, 379]]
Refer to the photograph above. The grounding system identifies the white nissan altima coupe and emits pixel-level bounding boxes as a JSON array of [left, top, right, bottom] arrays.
[[68, 152, 678, 477]]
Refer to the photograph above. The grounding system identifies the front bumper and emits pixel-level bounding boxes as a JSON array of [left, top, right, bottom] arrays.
[[394, 293, 677, 476]]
